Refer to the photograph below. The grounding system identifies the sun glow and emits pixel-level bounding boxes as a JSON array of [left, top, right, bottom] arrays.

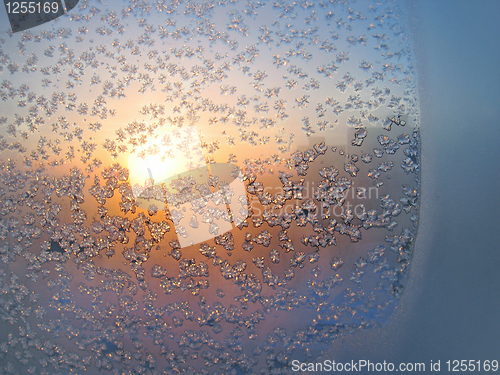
[[127, 126, 205, 188]]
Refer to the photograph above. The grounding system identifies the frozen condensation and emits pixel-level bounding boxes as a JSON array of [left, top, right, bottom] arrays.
[[0, 0, 420, 373]]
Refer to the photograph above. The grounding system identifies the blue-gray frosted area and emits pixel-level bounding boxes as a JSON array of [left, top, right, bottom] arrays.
[[318, 0, 500, 369], [0, 0, 420, 373]]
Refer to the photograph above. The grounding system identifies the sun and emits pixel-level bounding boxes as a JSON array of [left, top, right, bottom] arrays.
[[127, 126, 205, 189]]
